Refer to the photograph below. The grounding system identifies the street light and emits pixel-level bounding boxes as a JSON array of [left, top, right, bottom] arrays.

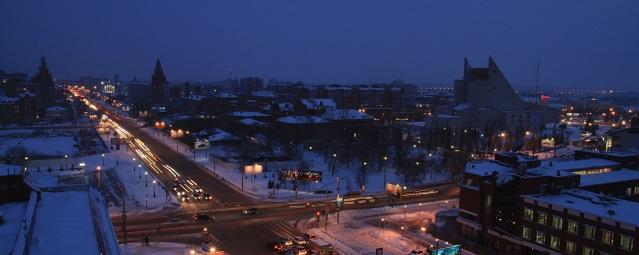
[[64, 154, 68, 168], [153, 180, 157, 197], [101, 153, 105, 166], [144, 171, 148, 187]]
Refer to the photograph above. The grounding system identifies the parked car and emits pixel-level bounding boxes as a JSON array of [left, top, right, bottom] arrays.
[[193, 213, 214, 223], [242, 207, 259, 215]]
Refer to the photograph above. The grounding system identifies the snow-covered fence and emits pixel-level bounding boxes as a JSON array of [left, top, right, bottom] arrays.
[[89, 187, 121, 255], [12, 191, 38, 255]]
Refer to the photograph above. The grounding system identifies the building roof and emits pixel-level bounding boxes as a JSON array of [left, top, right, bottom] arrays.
[[579, 169, 639, 187], [276, 116, 330, 124], [207, 128, 240, 142], [523, 189, 639, 227], [322, 109, 374, 121], [238, 118, 267, 127], [527, 158, 620, 175], [300, 98, 336, 110], [229, 111, 270, 117], [250, 91, 277, 98]]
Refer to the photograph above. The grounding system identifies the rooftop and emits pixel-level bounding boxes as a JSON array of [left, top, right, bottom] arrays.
[[0, 202, 27, 254], [322, 109, 374, 120], [300, 98, 336, 110], [579, 169, 639, 187], [524, 189, 639, 227], [276, 115, 329, 124]]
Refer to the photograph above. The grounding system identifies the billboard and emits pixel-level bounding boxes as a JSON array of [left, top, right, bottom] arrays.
[[386, 183, 402, 199], [194, 139, 210, 150], [541, 138, 555, 148], [429, 245, 461, 255], [279, 169, 322, 182], [244, 163, 263, 175]]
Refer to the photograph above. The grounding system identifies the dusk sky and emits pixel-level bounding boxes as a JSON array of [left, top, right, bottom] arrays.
[[1, 1, 638, 89]]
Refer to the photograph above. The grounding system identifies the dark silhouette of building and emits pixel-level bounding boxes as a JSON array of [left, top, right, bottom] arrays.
[[1, 72, 28, 97], [150, 59, 167, 107], [237, 77, 263, 95], [183, 82, 191, 97], [31, 56, 54, 110]]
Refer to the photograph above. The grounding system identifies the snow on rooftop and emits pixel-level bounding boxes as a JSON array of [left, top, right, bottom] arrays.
[[579, 169, 639, 187], [465, 160, 514, 185], [29, 191, 100, 255], [238, 118, 267, 126], [208, 128, 240, 142], [524, 189, 639, 227], [300, 98, 336, 110], [250, 90, 277, 98], [529, 158, 620, 174], [276, 115, 329, 124], [0, 202, 27, 254], [228, 111, 270, 117], [322, 109, 374, 120]]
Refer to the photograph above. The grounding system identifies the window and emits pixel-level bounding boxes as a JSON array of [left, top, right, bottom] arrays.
[[634, 186, 639, 195], [567, 220, 578, 234], [620, 234, 634, 251], [537, 212, 547, 225], [601, 229, 614, 245], [582, 246, 593, 255], [583, 224, 595, 239], [552, 215, 563, 230], [523, 208, 534, 221], [535, 231, 545, 245], [565, 241, 576, 255], [627, 187, 633, 196], [522, 227, 531, 239], [550, 236, 560, 249]]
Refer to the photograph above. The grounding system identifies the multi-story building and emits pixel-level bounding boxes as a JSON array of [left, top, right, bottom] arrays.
[[458, 152, 639, 254]]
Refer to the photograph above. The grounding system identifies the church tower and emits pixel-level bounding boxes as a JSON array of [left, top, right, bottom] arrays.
[[150, 59, 166, 107], [32, 56, 54, 109]]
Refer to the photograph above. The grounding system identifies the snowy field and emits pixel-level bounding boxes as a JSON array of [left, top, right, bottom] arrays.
[[302, 200, 472, 255], [0, 135, 78, 158], [141, 128, 451, 202], [120, 242, 213, 255]]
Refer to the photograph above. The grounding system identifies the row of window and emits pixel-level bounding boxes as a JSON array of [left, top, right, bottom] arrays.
[[522, 227, 631, 255], [624, 186, 639, 196], [523, 207, 634, 251]]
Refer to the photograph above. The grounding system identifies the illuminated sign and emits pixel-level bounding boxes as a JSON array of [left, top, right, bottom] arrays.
[[244, 163, 263, 175], [541, 138, 555, 148], [430, 245, 461, 255], [386, 183, 402, 199]]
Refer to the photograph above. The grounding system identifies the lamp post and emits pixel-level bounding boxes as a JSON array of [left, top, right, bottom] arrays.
[[145, 171, 148, 187], [64, 155, 68, 169], [101, 153, 105, 166], [96, 166, 102, 189], [382, 155, 388, 190], [153, 180, 156, 197]]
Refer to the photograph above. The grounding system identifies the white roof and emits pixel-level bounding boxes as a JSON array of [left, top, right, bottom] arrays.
[[250, 91, 277, 98], [524, 189, 639, 227], [238, 118, 267, 126], [0, 96, 19, 104], [528, 158, 620, 174], [229, 111, 270, 117], [579, 169, 639, 187], [208, 128, 240, 142], [322, 109, 374, 120], [465, 161, 514, 185], [45, 106, 67, 112], [277, 116, 329, 124]]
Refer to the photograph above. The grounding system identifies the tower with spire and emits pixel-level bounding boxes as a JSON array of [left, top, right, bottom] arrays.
[[31, 56, 54, 109], [150, 59, 166, 107]]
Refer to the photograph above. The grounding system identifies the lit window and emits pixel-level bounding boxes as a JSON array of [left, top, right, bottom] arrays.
[[537, 212, 547, 225], [634, 186, 639, 195], [620, 235, 634, 251], [582, 246, 593, 255], [583, 224, 595, 239], [565, 241, 576, 255], [627, 187, 633, 196], [567, 220, 578, 234], [550, 236, 560, 249], [601, 229, 614, 245], [552, 215, 563, 230], [523, 208, 534, 221], [522, 226, 531, 239], [536, 231, 545, 245]]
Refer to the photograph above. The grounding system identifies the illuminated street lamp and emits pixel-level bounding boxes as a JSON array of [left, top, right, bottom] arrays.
[[64, 154, 68, 168], [145, 171, 148, 187], [153, 180, 157, 197], [101, 153, 105, 166]]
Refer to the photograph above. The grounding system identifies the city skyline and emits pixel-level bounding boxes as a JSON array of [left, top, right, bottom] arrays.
[[1, 1, 638, 89]]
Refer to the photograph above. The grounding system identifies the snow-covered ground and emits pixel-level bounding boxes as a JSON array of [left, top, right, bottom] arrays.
[[0, 132, 78, 157], [301, 200, 473, 255], [141, 127, 451, 202]]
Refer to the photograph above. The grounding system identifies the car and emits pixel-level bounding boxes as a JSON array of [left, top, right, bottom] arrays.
[[242, 207, 259, 215], [192, 192, 202, 200], [193, 213, 214, 223], [202, 193, 212, 200], [268, 238, 292, 252], [293, 236, 307, 245]]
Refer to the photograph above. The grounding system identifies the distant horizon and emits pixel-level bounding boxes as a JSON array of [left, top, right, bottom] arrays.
[[2, 1, 638, 90]]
